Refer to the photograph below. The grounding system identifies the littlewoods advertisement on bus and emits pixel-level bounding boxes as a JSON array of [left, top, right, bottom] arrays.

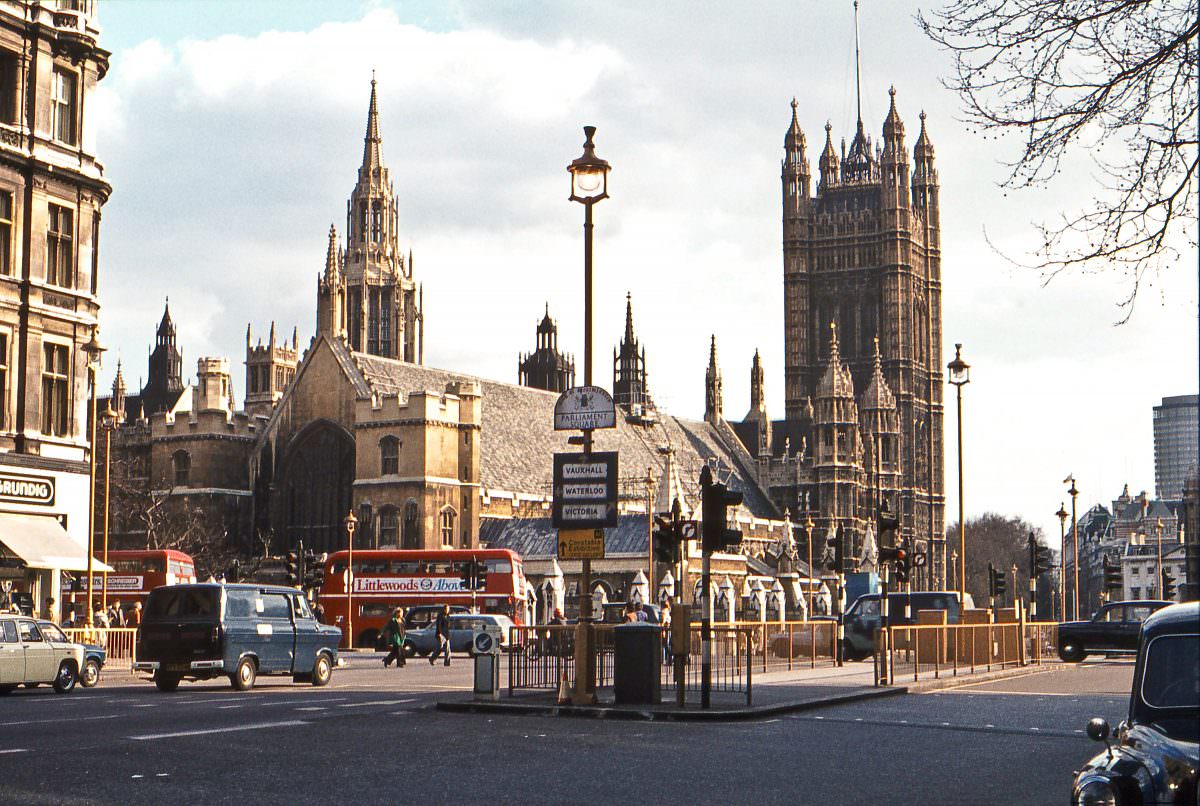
[[351, 577, 469, 594]]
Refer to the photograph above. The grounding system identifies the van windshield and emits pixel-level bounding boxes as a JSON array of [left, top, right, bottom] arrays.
[[146, 588, 220, 620]]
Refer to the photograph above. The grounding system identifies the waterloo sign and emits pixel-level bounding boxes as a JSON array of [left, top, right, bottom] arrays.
[[553, 386, 616, 431], [552, 451, 618, 530]]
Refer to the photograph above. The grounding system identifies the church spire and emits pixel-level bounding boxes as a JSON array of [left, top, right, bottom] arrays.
[[362, 73, 383, 171], [704, 335, 723, 425], [623, 291, 635, 343], [324, 224, 340, 283]]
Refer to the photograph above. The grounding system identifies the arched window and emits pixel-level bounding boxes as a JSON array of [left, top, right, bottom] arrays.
[[402, 500, 419, 549], [172, 450, 190, 487], [380, 436, 399, 476], [378, 506, 399, 547], [440, 508, 456, 547]]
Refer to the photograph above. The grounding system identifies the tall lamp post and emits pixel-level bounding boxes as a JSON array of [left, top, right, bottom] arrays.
[[567, 124, 610, 704], [1155, 517, 1164, 596], [343, 510, 358, 650], [100, 405, 118, 613], [947, 343, 970, 600], [803, 496, 815, 620], [82, 328, 106, 627], [645, 467, 656, 597], [1065, 476, 1079, 620], [1056, 502, 1069, 621]]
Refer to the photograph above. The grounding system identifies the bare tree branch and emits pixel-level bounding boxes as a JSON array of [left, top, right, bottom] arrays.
[[920, 0, 1198, 321]]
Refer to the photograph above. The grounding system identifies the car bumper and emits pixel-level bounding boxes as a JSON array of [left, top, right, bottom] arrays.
[[133, 660, 225, 672]]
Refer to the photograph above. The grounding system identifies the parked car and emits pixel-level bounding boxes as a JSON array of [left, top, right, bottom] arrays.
[[134, 583, 341, 692], [769, 616, 839, 658], [1070, 601, 1198, 806], [403, 613, 515, 657], [842, 591, 968, 661], [37, 620, 105, 688], [1057, 599, 1171, 662], [0, 613, 84, 694]]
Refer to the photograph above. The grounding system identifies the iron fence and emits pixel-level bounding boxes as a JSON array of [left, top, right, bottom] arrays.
[[63, 627, 138, 672], [879, 621, 1061, 685]]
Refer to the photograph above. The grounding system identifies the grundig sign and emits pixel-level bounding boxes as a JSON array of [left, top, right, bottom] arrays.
[[0, 473, 55, 506]]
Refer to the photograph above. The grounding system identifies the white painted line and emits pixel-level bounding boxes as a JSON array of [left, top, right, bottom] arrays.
[[218, 705, 242, 710], [0, 714, 121, 728], [0, 749, 30, 755], [155, 773, 169, 778], [295, 707, 326, 712], [132, 704, 156, 709], [128, 720, 309, 741], [337, 699, 413, 709], [387, 711, 411, 715]]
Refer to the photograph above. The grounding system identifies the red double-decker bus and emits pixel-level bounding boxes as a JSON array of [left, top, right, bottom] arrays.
[[317, 548, 528, 648], [100, 549, 197, 606]]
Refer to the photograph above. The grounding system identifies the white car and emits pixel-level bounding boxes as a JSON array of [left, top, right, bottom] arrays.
[[0, 613, 85, 694]]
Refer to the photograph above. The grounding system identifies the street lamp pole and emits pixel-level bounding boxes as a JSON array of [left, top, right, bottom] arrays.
[[1155, 517, 1163, 596], [645, 467, 656, 597], [1065, 476, 1079, 620], [567, 125, 610, 705], [803, 496, 815, 620], [1056, 502, 1068, 621], [82, 328, 106, 627], [947, 344, 970, 600], [100, 406, 116, 613], [344, 510, 358, 650]]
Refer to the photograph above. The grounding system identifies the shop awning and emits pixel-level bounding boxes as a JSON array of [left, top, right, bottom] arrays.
[[0, 513, 114, 573]]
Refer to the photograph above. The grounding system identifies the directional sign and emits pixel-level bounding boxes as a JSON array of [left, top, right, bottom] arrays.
[[552, 451, 618, 529], [558, 529, 606, 560], [554, 386, 616, 431], [680, 520, 699, 541]]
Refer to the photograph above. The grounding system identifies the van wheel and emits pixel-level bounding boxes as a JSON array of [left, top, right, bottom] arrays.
[[311, 653, 333, 687], [1058, 641, 1085, 663], [81, 658, 101, 688], [154, 672, 181, 692], [53, 661, 78, 694], [231, 657, 257, 691]]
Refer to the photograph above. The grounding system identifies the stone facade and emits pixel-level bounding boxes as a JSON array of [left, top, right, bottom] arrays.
[[0, 0, 113, 613], [722, 90, 945, 588]]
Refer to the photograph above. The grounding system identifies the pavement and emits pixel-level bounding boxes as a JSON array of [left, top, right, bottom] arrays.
[[435, 655, 1067, 720]]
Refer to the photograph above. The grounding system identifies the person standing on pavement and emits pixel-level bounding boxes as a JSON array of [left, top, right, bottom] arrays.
[[129, 601, 142, 628], [660, 599, 673, 663], [42, 597, 56, 622], [382, 607, 407, 668], [429, 604, 452, 666]]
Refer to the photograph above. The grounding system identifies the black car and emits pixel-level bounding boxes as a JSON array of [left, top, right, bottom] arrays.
[[842, 591, 967, 661], [1057, 600, 1171, 662], [1071, 601, 1198, 806]]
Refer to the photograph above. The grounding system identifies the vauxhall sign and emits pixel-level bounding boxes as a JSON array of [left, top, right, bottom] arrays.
[[552, 451, 618, 530]]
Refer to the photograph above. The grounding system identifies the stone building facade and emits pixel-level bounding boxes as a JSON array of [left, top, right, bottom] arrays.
[[0, 0, 113, 614], [720, 90, 945, 588], [517, 305, 574, 393]]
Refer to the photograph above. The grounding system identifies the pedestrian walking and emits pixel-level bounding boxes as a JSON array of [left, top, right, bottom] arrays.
[[382, 607, 407, 668], [429, 604, 452, 666], [660, 599, 673, 663], [313, 602, 326, 624], [129, 601, 143, 628]]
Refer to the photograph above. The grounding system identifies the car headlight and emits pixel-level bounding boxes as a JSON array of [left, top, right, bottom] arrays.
[[1074, 777, 1119, 806]]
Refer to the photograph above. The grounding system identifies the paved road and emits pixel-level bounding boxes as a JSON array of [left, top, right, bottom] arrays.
[[0, 655, 1132, 805]]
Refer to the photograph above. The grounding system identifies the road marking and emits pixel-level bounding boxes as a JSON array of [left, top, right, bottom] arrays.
[[128, 720, 309, 741], [337, 698, 414, 708], [793, 714, 1080, 739], [218, 705, 242, 710], [0, 749, 30, 755], [0, 714, 121, 727], [132, 704, 156, 708], [295, 707, 326, 712]]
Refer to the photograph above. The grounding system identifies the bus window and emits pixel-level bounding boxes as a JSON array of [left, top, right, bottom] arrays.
[[360, 559, 388, 574], [143, 558, 166, 573], [424, 561, 452, 575], [360, 602, 390, 618], [485, 559, 513, 575], [389, 561, 420, 574], [330, 560, 346, 575]]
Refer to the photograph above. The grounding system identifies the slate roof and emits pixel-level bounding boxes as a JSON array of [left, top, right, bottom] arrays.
[[481, 514, 651, 558], [333, 339, 778, 518]]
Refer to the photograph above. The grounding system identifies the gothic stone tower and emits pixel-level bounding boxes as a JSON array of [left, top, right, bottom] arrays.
[[613, 293, 651, 412], [142, 302, 185, 415], [317, 79, 423, 363], [244, 321, 298, 418], [518, 305, 575, 393], [781, 90, 945, 585]]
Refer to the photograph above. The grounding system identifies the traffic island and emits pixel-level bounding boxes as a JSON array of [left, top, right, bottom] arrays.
[[435, 683, 906, 722]]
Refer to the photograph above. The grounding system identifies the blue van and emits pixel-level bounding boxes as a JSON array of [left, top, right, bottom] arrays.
[[134, 583, 341, 692]]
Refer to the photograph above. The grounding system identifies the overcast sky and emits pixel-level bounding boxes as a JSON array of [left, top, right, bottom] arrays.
[[90, 1, 1198, 552]]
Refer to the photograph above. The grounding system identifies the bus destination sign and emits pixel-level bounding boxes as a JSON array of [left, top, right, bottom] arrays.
[[552, 451, 617, 530]]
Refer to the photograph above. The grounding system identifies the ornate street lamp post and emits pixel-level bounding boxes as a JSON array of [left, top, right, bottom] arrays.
[[100, 405, 118, 613], [1056, 502, 1069, 621], [947, 343, 970, 600], [82, 328, 106, 627], [804, 496, 815, 620], [1065, 476, 1079, 620], [1155, 517, 1164, 597], [566, 125, 610, 704], [343, 510, 358, 650]]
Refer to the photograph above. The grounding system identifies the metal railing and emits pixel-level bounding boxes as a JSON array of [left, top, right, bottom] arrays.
[[507, 620, 840, 705], [63, 627, 138, 672], [878, 622, 1060, 685]]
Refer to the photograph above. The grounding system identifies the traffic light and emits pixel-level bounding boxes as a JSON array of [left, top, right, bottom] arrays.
[[876, 500, 900, 544], [1161, 568, 1177, 600], [653, 517, 683, 565], [286, 551, 302, 587], [1029, 532, 1053, 577], [896, 542, 912, 585], [1102, 554, 1122, 598], [700, 466, 743, 553], [987, 563, 1007, 599], [459, 558, 488, 591], [303, 552, 325, 590], [878, 543, 910, 584]]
